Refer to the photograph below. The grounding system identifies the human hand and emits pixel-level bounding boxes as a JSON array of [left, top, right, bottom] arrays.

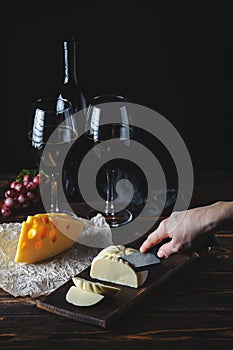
[[140, 203, 221, 258]]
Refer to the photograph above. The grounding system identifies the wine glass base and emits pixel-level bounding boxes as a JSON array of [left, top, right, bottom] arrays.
[[87, 209, 133, 228]]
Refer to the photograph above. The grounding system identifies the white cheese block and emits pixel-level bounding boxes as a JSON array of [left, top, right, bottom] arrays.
[[66, 286, 104, 307], [90, 245, 149, 288], [72, 277, 120, 296]]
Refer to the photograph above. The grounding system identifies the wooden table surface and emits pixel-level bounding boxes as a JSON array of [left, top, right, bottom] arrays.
[[0, 170, 233, 349]]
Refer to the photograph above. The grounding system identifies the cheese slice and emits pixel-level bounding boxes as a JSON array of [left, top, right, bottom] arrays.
[[66, 286, 104, 307], [72, 277, 120, 296], [14, 213, 84, 264], [90, 245, 148, 288]]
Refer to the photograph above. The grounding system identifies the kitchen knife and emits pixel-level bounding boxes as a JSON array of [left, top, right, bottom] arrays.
[[120, 238, 171, 271], [120, 235, 220, 271]]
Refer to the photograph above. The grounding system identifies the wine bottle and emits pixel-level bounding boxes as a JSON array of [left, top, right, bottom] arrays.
[[59, 38, 88, 202], [59, 37, 87, 113]]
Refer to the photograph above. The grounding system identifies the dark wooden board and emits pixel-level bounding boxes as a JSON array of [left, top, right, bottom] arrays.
[[34, 253, 197, 328]]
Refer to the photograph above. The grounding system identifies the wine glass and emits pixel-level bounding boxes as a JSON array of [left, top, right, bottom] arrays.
[[84, 94, 133, 227], [28, 97, 77, 213]]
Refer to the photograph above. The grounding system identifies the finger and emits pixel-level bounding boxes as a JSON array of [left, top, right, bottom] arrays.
[[157, 240, 178, 258], [140, 221, 168, 253]]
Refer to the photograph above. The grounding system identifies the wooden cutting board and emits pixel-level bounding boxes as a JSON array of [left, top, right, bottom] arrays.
[[34, 252, 197, 328]]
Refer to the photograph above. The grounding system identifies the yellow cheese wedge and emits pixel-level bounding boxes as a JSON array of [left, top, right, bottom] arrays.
[[90, 245, 149, 288], [66, 286, 105, 307], [14, 213, 84, 264], [72, 277, 120, 296]]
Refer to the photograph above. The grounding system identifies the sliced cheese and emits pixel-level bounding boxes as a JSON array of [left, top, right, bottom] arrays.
[[14, 213, 84, 264], [72, 277, 120, 297], [66, 286, 104, 307], [90, 245, 148, 288]]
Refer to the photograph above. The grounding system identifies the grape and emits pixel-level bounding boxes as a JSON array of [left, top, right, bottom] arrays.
[[22, 174, 33, 186], [26, 191, 35, 201], [1, 205, 11, 217], [17, 193, 28, 204], [5, 188, 17, 198], [32, 174, 41, 185], [26, 181, 37, 191], [0, 170, 47, 218], [14, 182, 26, 193], [4, 197, 15, 207], [10, 181, 18, 189], [23, 174, 32, 182]]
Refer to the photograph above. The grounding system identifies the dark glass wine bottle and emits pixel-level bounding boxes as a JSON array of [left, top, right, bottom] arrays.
[[60, 38, 88, 202], [59, 38, 87, 113]]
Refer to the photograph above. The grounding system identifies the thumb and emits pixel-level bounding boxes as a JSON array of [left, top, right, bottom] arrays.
[[157, 240, 177, 258]]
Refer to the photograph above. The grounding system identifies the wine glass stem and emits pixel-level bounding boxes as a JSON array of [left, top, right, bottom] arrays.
[[105, 169, 115, 216], [50, 173, 59, 212]]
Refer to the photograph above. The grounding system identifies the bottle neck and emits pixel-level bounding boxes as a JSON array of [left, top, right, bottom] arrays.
[[63, 39, 78, 84]]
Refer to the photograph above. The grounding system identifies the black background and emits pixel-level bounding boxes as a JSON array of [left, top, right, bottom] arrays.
[[1, 0, 233, 174]]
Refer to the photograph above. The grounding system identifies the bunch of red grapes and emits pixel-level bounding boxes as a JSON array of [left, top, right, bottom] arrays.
[[0, 173, 46, 218]]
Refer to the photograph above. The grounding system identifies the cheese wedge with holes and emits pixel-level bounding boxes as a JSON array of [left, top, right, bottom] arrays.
[[90, 245, 148, 288], [14, 213, 84, 264], [66, 286, 105, 307], [72, 277, 120, 297]]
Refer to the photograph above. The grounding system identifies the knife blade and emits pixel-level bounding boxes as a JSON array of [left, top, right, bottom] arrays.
[[120, 238, 171, 271], [120, 247, 160, 271]]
